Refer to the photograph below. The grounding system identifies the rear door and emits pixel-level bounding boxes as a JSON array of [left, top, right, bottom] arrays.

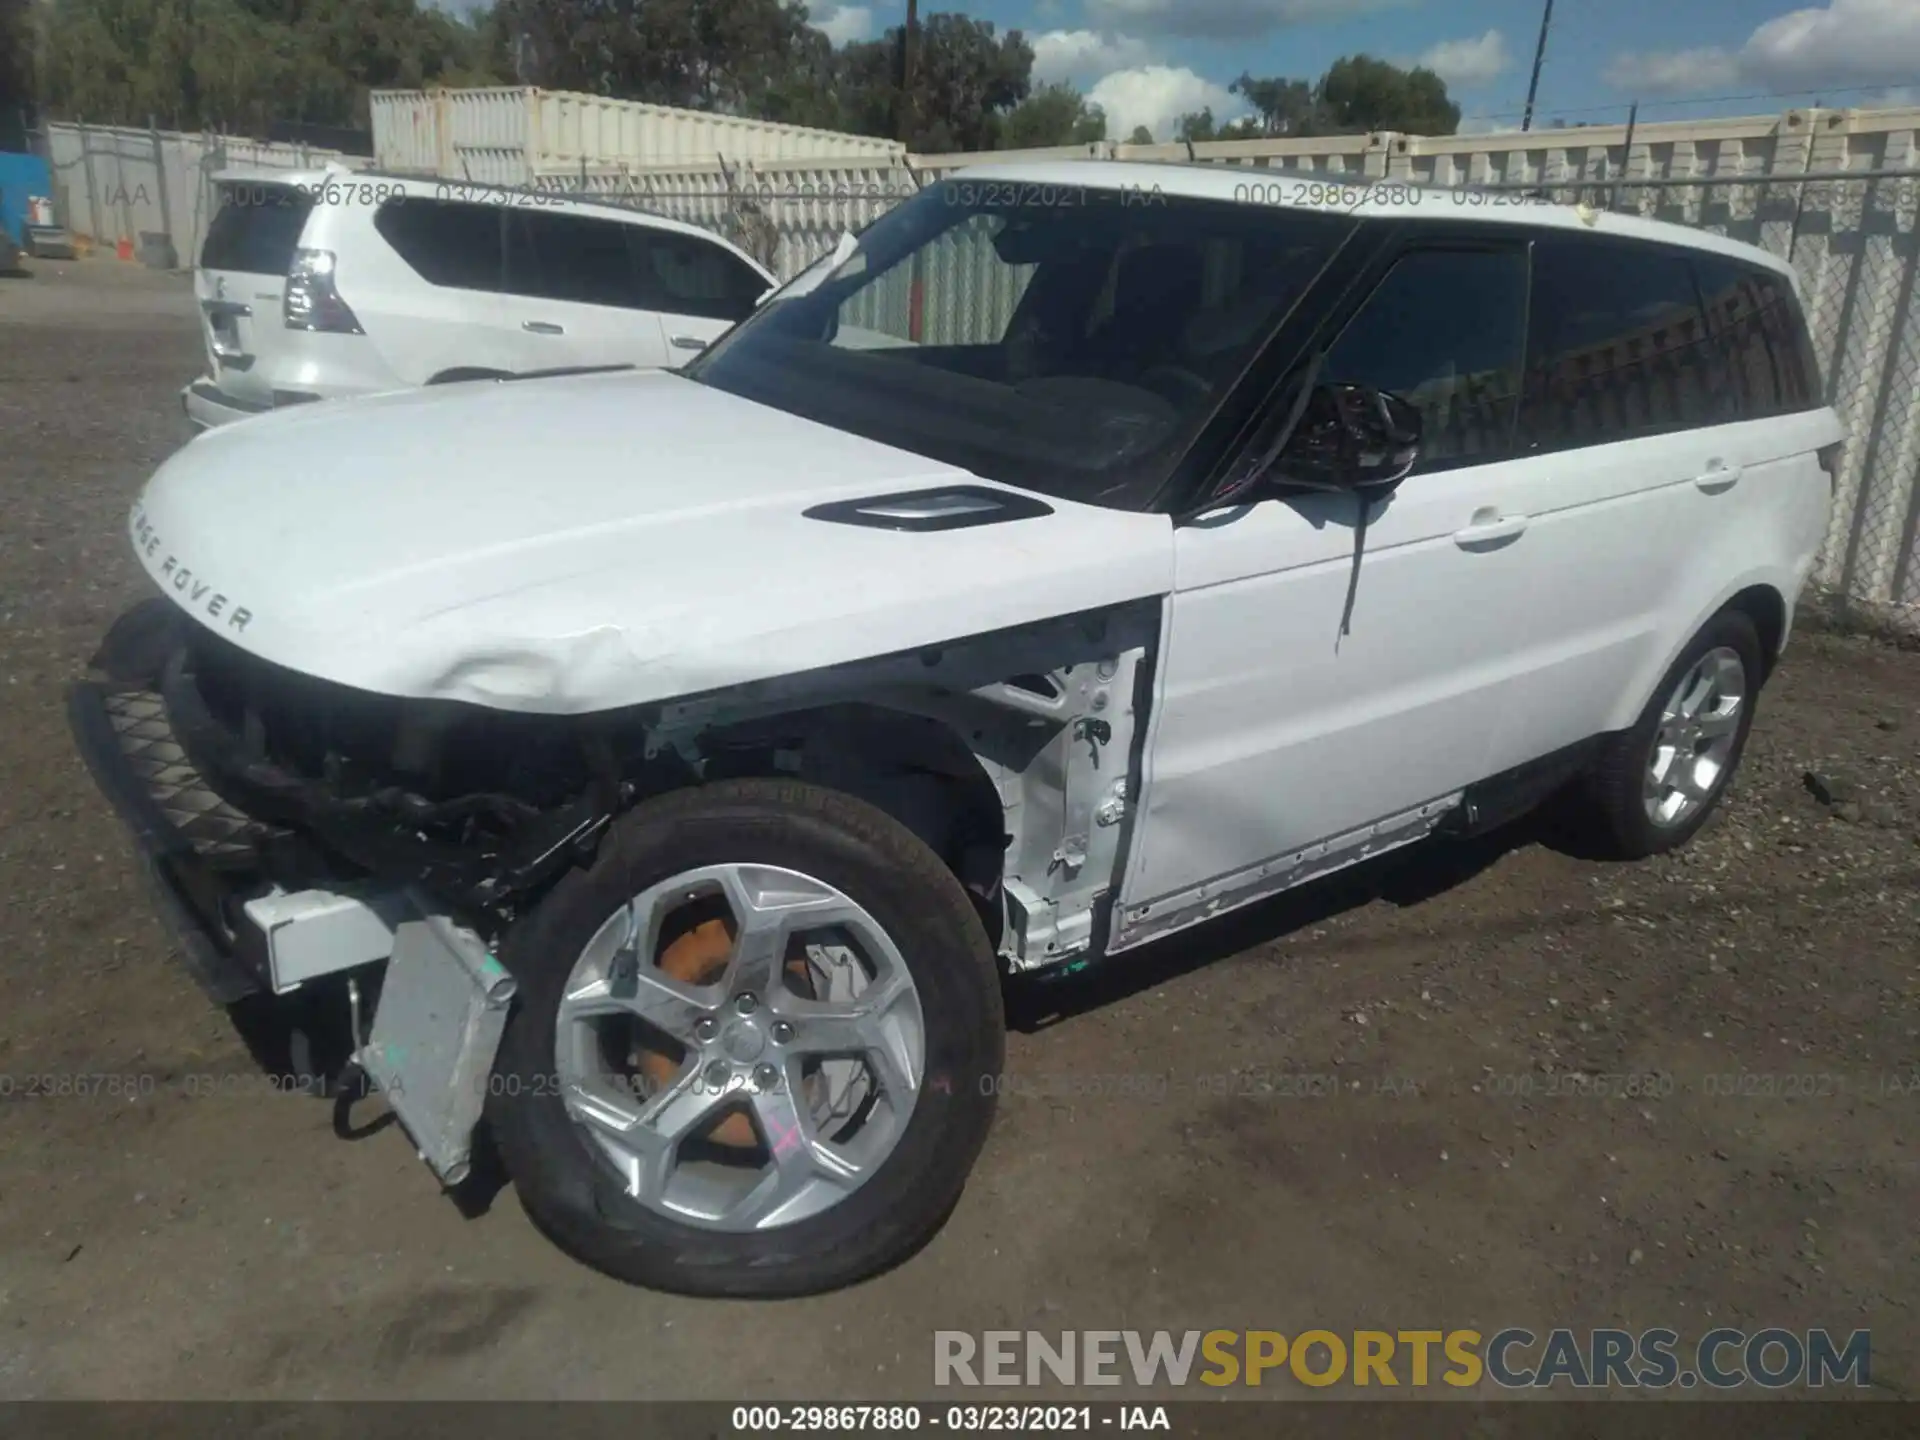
[[196, 180, 315, 405], [497, 207, 672, 370], [1476, 234, 1750, 772], [628, 226, 774, 361], [362, 195, 518, 382], [1688, 254, 1838, 567]]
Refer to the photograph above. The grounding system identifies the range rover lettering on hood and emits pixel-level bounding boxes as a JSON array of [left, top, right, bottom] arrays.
[[130, 502, 254, 632]]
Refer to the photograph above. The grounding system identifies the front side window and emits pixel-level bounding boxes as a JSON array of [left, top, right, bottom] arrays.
[[684, 187, 1354, 509], [635, 231, 769, 322], [1306, 246, 1529, 472], [1520, 235, 1722, 451], [374, 199, 503, 292], [504, 211, 651, 308]]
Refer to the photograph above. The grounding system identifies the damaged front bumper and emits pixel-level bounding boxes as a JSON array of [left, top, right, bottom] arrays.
[[68, 604, 552, 1184], [66, 601, 617, 1001], [67, 679, 277, 1002]]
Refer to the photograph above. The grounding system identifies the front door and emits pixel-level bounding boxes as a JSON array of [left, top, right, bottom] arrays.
[[499, 209, 672, 371], [1117, 238, 1538, 945]]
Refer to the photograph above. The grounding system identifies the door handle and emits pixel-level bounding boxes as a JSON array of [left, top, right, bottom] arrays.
[[669, 334, 706, 351], [1452, 510, 1530, 550], [522, 320, 565, 335], [1695, 462, 1743, 494]]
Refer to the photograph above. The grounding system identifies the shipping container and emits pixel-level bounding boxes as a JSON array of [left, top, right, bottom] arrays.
[[371, 87, 904, 183]]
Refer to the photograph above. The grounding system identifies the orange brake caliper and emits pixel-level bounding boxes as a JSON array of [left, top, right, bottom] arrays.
[[637, 918, 809, 1151]]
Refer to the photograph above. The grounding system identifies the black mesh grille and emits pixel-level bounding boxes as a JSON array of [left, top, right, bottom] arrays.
[[101, 686, 278, 860]]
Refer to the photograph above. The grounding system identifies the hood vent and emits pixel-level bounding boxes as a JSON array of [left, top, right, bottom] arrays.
[[804, 485, 1054, 533]]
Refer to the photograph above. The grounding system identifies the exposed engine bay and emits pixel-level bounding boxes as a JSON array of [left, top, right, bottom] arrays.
[[76, 594, 1161, 1000]]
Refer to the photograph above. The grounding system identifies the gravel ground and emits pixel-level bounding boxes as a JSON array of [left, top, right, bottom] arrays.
[[0, 261, 1916, 1403]]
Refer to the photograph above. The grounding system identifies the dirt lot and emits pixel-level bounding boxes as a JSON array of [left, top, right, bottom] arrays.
[[0, 261, 1915, 1403]]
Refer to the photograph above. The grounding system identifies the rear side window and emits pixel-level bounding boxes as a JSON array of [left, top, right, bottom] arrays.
[[373, 199, 504, 291], [1519, 235, 1723, 452], [633, 231, 769, 322], [201, 184, 314, 275], [1693, 257, 1824, 416], [504, 211, 655, 308], [1315, 246, 1529, 471]]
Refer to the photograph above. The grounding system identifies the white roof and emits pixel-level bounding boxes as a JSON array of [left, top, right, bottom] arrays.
[[951, 159, 1798, 280], [208, 166, 772, 278]]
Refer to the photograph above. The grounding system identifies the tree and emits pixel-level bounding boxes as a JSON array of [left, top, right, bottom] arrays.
[[0, 0, 33, 144], [1318, 54, 1458, 135], [1181, 54, 1460, 145], [1174, 105, 1262, 143], [36, 0, 505, 131], [1000, 82, 1103, 148], [498, 0, 814, 115], [832, 12, 1031, 152], [1230, 72, 1316, 137], [1127, 124, 1153, 145]]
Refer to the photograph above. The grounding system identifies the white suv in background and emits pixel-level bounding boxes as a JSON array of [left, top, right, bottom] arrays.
[[184, 167, 776, 428]]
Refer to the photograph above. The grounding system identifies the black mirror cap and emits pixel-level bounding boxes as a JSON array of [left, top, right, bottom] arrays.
[[1273, 382, 1423, 494]]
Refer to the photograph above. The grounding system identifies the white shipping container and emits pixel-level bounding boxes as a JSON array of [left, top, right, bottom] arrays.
[[372, 87, 904, 182]]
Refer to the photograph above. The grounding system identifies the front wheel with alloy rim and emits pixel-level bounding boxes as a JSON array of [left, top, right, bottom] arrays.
[[1582, 609, 1766, 860], [488, 779, 1004, 1297]]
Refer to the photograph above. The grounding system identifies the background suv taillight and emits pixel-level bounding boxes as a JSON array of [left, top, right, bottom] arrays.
[[284, 248, 363, 334], [1818, 442, 1844, 487]]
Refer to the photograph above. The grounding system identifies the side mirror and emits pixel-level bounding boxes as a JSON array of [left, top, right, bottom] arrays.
[[1273, 383, 1423, 495]]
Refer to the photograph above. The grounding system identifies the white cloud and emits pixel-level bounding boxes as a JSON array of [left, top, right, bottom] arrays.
[[1417, 29, 1512, 91], [1087, 66, 1244, 140], [1032, 30, 1156, 85], [1603, 46, 1741, 94], [810, 4, 874, 46], [1085, 0, 1411, 42], [1607, 0, 1920, 97]]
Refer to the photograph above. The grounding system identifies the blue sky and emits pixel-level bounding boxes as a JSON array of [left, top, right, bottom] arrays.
[[807, 0, 1920, 139]]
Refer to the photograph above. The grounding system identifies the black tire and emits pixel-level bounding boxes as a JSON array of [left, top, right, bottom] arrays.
[[489, 778, 1004, 1297], [1580, 609, 1765, 860]]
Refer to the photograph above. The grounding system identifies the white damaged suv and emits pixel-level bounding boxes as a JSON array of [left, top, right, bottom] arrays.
[[72, 161, 1840, 1296]]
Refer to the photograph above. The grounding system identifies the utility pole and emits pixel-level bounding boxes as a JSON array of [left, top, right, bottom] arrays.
[[899, 0, 919, 146], [1521, 0, 1554, 132]]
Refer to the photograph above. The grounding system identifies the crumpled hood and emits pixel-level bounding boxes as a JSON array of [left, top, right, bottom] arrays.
[[132, 370, 1173, 712]]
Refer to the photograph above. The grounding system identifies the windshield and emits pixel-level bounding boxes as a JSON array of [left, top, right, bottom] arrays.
[[683, 183, 1354, 510]]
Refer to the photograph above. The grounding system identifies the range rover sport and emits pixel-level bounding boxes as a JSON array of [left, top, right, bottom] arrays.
[[71, 161, 1841, 1297]]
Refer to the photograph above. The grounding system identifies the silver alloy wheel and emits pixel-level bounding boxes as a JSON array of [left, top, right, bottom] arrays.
[[554, 863, 926, 1232], [1644, 645, 1747, 828]]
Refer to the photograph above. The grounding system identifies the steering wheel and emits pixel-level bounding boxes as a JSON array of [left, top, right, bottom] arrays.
[[1139, 364, 1214, 407]]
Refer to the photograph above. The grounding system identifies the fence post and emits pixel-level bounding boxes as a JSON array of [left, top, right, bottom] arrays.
[[78, 121, 101, 247], [150, 117, 176, 267], [115, 135, 136, 257], [1610, 103, 1639, 213]]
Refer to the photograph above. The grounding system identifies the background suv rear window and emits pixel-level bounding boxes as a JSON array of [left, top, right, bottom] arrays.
[[200, 184, 314, 275]]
